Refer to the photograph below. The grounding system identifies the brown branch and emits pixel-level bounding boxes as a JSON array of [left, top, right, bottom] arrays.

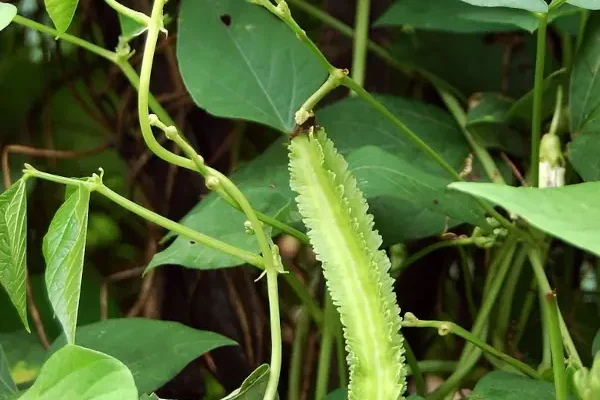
[[26, 274, 50, 350], [2, 142, 111, 189], [500, 151, 528, 187]]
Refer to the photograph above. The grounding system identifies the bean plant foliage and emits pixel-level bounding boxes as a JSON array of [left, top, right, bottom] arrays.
[[2, 0, 600, 399]]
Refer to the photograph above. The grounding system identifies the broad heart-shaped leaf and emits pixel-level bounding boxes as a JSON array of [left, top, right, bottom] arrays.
[[389, 30, 548, 99], [0, 3, 17, 32], [458, 0, 548, 12], [568, 0, 600, 9], [375, 0, 540, 32], [571, 13, 600, 132], [222, 365, 278, 400], [149, 95, 474, 270], [43, 185, 90, 344], [177, 0, 326, 134], [449, 182, 600, 256], [569, 114, 600, 181], [0, 345, 17, 398], [0, 179, 29, 331], [347, 146, 487, 239], [470, 371, 557, 399], [19, 344, 137, 400], [44, 0, 78, 34], [48, 318, 236, 395]]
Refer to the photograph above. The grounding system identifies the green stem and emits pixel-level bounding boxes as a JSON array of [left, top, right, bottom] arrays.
[[404, 238, 474, 268], [95, 184, 265, 268], [494, 246, 528, 352], [283, 271, 324, 327], [23, 165, 265, 268], [429, 237, 519, 400], [264, 269, 283, 400], [513, 277, 537, 347], [351, 0, 370, 89], [12, 15, 118, 62], [286, 0, 465, 101], [296, 69, 347, 125], [288, 308, 310, 400], [403, 314, 541, 380], [409, 360, 457, 375], [151, 41, 283, 400], [528, 249, 583, 368], [315, 294, 335, 400], [576, 10, 590, 51], [137, 0, 199, 172], [548, 86, 564, 137], [104, 0, 150, 26], [545, 292, 569, 400], [457, 247, 477, 320], [345, 77, 523, 239], [343, 78, 461, 180], [530, 13, 548, 188], [403, 340, 425, 397], [438, 90, 506, 184]]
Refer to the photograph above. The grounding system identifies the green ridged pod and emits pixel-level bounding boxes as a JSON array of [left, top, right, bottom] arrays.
[[288, 127, 406, 400]]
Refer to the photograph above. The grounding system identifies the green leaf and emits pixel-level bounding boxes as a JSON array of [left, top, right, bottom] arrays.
[[347, 146, 487, 237], [470, 371, 558, 399], [0, 331, 45, 386], [44, 0, 79, 34], [0, 3, 17, 32], [571, 13, 600, 131], [19, 344, 137, 400], [569, 114, 600, 181], [49, 318, 236, 394], [375, 0, 540, 32], [0, 345, 16, 398], [466, 93, 525, 156], [458, 0, 548, 12], [389, 31, 545, 99], [176, 0, 326, 133], [118, 13, 146, 39], [326, 388, 348, 400], [449, 181, 600, 256], [0, 179, 29, 331], [567, 0, 600, 10], [0, 271, 121, 341], [593, 329, 600, 357], [149, 95, 474, 270], [506, 68, 567, 123], [43, 185, 90, 344], [222, 365, 278, 400]]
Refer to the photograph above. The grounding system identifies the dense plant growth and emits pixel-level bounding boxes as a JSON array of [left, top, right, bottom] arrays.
[[1, 0, 600, 399]]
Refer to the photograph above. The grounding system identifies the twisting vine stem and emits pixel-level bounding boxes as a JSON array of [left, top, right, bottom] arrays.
[[351, 0, 370, 90], [138, 1, 284, 397]]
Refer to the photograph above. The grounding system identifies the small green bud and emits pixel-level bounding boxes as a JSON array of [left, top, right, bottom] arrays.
[[244, 220, 254, 235], [493, 228, 508, 238], [205, 176, 220, 190], [294, 108, 313, 125], [164, 125, 178, 139], [474, 236, 495, 249]]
